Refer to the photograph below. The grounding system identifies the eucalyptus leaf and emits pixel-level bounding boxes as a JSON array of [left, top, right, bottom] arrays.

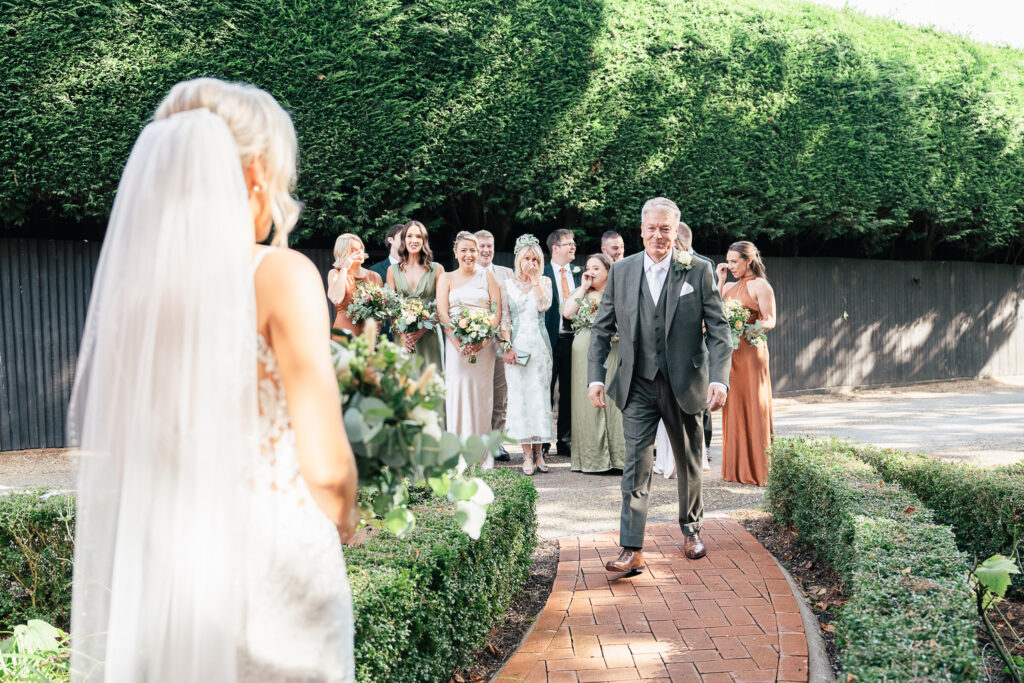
[[449, 477, 479, 501], [975, 554, 1020, 600], [385, 508, 416, 537]]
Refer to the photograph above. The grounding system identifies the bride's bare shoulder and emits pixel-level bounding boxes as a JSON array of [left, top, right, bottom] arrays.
[[255, 248, 326, 318]]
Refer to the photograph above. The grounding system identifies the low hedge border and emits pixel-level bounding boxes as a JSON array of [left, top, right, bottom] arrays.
[[0, 468, 537, 683], [850, 442, 1024, 594], [766, 437, 983, 681]]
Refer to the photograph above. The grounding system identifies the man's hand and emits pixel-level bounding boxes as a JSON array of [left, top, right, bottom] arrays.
[[706, 384, 727, 411], [589, 383, 606, 409]]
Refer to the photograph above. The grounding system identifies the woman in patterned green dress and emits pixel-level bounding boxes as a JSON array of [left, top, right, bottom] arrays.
[[562, 254, 625, 472], [386, 221, 444, 373]]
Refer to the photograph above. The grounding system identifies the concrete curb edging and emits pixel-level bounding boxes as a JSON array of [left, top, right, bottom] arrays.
[[773, 554, 833, 683]]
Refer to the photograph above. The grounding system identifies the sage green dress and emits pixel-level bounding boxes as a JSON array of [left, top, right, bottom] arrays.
[[568, 293, 626, 472], [390, 263, 444, 375]]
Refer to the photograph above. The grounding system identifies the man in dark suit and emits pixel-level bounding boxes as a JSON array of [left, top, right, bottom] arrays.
[[543, 229, 577, 457], [677, 221, 716, 460], [369, 223, 406, 281], [589, 198, 731, 573]]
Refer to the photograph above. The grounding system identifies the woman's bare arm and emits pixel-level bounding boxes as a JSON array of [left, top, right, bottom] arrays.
[[257, 250, 358, 541]]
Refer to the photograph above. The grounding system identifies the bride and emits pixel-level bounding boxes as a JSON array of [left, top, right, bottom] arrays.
[[68, 78, 358, 681]]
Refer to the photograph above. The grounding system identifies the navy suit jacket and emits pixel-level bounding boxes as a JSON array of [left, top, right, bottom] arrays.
[[543, 262, 578, 347], [369, 258, 392, 282]]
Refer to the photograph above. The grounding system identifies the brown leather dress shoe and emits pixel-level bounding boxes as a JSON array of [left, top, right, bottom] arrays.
[[682, 534, 706, 560], [605, 548, 645, 575]]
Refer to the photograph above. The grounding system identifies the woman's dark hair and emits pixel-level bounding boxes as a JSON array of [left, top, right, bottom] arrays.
[[397, 220, 434, 270], [728, 241, 766, 279]]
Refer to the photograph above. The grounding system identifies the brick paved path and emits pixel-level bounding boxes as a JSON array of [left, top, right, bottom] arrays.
[[497, 519, 810, 682]]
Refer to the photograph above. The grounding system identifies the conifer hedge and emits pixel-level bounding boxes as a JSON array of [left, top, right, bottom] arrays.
[[3, 0, 1023, 260]]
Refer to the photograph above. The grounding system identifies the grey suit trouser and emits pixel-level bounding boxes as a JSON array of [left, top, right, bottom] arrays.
[[620, 372, 704, 548]]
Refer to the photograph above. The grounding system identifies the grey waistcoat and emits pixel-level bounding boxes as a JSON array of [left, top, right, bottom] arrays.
[[635, 270, 670, 381]]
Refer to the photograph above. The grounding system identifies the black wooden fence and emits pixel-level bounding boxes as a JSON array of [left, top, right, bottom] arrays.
[[2, 238, 1022, 450]]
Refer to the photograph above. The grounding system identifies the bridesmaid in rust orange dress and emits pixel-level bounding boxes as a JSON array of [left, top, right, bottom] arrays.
[[716, 241, 776, 486], [327, 233, 383, 339]]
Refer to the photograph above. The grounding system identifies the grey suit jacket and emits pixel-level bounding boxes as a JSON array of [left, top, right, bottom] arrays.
[[587, 250, 732, 414]]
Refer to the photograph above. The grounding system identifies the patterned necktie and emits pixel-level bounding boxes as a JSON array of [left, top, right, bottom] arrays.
[[560, 266, 570, 302]]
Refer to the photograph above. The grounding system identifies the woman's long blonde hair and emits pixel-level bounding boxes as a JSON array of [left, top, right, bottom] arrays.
[[154, 77, 302, 246]]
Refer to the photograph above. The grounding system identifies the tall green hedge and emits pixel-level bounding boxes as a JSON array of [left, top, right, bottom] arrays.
[[3, 0, 1024, 260]]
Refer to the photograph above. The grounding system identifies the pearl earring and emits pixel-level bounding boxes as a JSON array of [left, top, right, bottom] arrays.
[[253, 185, 262, 193]]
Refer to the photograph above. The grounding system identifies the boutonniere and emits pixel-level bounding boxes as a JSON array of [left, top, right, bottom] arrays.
[[571, 265, 581, 275], [672, 250, 694, 273]]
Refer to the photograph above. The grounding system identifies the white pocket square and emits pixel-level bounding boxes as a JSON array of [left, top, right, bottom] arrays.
[[679, 282, 694, 297]]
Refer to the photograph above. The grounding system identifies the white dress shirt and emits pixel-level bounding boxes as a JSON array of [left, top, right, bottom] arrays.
[[643, 251, 671, 303], [551, 262, 576, 333]]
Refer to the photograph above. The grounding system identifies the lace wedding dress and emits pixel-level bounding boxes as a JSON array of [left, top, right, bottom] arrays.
[[239, 252, 355, 681]]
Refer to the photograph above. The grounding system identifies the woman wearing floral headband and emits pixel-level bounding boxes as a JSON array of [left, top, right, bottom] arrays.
[[498, 234, 555, 475], [562, 253, 625, 473]]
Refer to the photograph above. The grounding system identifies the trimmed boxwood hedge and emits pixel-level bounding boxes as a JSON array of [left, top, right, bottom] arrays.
[[850, 443, 1024, 596], [0, 469, 537, 682], [3, 0, 1024, 261], [767, 437, 983, 681]]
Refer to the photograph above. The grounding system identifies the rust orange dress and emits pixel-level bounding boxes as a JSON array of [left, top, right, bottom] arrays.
[[721, 277, 774, 486], [328, 268, 383, 338]]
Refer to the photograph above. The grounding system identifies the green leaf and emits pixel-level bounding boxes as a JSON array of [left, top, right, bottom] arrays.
[[449, 477, 479, 501], [975, 554, 1020, 599], [384, 508, 415, 537], [360, 396, 394, 420], [427, 473, 450, 497]]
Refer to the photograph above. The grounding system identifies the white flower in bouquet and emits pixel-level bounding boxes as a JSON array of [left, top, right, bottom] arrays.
[[410, 404, 442, 441]]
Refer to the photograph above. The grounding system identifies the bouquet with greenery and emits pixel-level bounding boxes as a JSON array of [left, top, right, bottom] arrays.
[[392, 297, 438, 335], [447, 306, 498, 363], [569, 296, 600, 331], [723, 298, 766, 348], [345, 281, 400, 324], [332, 322, 502, 537]]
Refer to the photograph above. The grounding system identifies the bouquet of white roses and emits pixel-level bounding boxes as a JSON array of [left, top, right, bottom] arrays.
[[332, 322, 502, 537], [448, 307, 498, 363], [345, 281, 401, 324], [392, 297, 438, 335]]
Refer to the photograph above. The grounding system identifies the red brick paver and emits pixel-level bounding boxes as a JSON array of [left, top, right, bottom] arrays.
[[497, 520, 809, 683]]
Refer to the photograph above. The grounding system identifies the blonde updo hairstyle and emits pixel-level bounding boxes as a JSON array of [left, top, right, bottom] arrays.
[[453, 231, 479, 252], [332, 233, 365, 270], [728, 240, 767, 280], [154, 78, 302, 247]]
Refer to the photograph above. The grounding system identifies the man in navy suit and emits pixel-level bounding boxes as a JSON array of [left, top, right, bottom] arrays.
[[543, 229, 578, 457], [369, 223, 406, 281]]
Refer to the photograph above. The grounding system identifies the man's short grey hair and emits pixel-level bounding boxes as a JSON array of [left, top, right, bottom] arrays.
[[474, 230, 495, 242], [601, 230, 622, 244], [677, 222, 693, 249], [641, 197, 681, 226]]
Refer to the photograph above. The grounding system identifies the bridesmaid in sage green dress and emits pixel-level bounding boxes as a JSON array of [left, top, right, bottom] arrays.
[[386, 221, 445, 374], [562, 254, 625, 472]]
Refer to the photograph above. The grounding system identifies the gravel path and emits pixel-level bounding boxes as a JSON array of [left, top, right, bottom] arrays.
[[4, 378, 1023, 541]]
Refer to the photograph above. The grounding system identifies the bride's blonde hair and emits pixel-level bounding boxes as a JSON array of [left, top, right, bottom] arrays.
[[154, 78, 302, 246]]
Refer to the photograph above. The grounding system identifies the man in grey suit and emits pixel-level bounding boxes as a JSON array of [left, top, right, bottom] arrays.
[[677, 221, 716, 460], [588, 197, 731, 574]]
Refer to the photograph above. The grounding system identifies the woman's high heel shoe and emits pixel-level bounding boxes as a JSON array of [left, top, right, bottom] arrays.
[[536, 455, 549, 473], [522, 456, 536, 476]]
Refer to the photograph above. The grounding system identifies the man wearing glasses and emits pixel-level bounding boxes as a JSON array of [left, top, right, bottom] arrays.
[[543, 229, 578, 458]]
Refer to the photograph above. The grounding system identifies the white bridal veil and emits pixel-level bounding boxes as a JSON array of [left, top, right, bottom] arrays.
[[68, 109, 258, 681]]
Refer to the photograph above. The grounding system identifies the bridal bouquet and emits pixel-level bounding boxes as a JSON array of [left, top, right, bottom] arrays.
[[569, 296, 600, 331], [345, 281, 400, 324], [332, 322, 502, 538], [723, 299, 766, 348], [448, 307, 498, 363], [392, 297, 438, 335]]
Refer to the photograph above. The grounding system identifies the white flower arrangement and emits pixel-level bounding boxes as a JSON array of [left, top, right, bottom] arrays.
[[672, 249, 694, 273]]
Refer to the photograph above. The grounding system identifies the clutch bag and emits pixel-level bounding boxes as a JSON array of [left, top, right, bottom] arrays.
[[515, 350, 531, 366]]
